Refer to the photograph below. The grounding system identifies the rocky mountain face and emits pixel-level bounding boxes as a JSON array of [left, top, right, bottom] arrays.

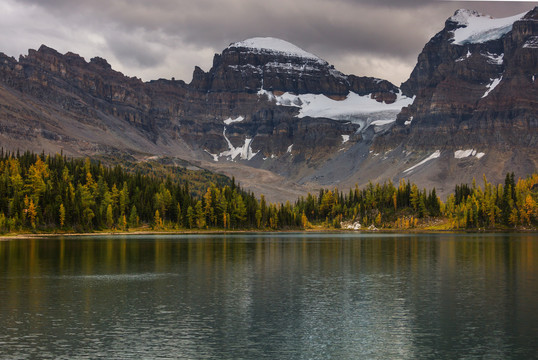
[[391, 8, 538, 148], [191, 38, 398, 100], [0, 9, 536, 201], [367, 7, 538, 194], [0, 36, 406, 200]]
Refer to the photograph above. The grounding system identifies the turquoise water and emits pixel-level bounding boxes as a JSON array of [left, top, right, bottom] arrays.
[[1, 233, 537, 359]]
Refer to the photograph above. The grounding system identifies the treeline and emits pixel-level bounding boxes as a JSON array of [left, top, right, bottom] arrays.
[[0, 151, 263, 232], [294, 173, 537, 230], [0, 151, 536, 233], [444, 174, 538, 229], [294, 180, 442, 229]]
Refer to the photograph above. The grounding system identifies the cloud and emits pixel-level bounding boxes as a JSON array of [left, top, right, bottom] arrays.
[[1, 0, 534, 85]]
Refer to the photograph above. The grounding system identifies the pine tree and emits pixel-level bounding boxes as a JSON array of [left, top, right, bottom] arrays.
[[129, 205, 139, 228], [154, 210, 162, 230], [59, 203, 66, 228], [106, 204, 114, 229]]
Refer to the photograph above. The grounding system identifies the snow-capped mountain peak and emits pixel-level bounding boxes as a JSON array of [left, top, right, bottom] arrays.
[[449, 9, 526, 45], [449, 9, 487, 26], [227, 37, 323, 61]]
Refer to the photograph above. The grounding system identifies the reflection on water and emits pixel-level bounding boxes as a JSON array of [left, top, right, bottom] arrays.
[[0, 233, 537, 359]]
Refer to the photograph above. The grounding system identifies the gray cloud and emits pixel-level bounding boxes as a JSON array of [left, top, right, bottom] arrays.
[[2, 0, 535, 85], [106, 31, 168, 68]]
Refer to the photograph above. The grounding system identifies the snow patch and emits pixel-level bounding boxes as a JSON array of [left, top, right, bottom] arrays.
[[482, 52, 504, 65], [204, 150, 219, 162], [264, 62, 319, 73], [219, 127, 259, 161], [287, 144, 293, 153], [403, 150, 441, 173], [228, 37, 323, 62], [329, 68, 348, 80], [456, 50, 472, 62], [404, 116, 413, 126], [454, 149, 475, 159], [228, 64, 262, 73], [482, 76, 502, 98], [258, 89, 413, 121], [370, 119, 395, 126], [454, 149, 485, 159], [523, 36, 538, 49], [224, 116, 245, 125], [450, 10, 526, 45], [341, 135, 350, 144]]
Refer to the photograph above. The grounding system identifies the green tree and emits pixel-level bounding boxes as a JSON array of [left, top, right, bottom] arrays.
[[410, 184, 420, 211], [187, 206, 195, 229], [154, 209, 162, 229], [106, 204, 114, 228], [176, 202, 182, 228], [195, 200, 206, 228], [320, 190, 335, 218], [129, 205, 139, 228], [119, 181, 129, 217]]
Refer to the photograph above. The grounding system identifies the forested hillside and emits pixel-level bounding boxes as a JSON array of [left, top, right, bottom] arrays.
[[0, 151, 536, 233]]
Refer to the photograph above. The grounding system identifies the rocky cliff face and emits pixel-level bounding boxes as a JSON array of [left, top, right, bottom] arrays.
[[386, 8, 538, 148], [191, 37, 398, 98], [183, 37, 406, 169], [367, 7, 538, 192], [0, 37, 406, 200]]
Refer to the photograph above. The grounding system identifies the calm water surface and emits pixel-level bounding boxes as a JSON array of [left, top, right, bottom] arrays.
[[0, 233, 537, 359]]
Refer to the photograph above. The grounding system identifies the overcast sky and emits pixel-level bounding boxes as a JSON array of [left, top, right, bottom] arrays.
[[0, 0, 534, 85]]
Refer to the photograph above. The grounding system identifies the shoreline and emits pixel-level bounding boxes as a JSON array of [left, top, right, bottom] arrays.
[[2, 227, 537, 240]]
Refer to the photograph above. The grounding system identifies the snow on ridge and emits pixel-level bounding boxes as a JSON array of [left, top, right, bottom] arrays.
[[450, 9, 484, 26], [227, 64, 263, 73], [482, 76, 502, 98], [329, 68, 348, 80], [228, 37, 323, 62], [450, 10, 526, 45], [403, 150, 441, 173]]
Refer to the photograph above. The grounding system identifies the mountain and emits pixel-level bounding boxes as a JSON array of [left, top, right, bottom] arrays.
[[0, 8, 536, 201], [370, 7, 538, 194], [0, 37, 407, 201]]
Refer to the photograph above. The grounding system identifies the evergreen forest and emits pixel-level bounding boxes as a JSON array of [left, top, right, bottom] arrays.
[[0, 151, 536, 233]]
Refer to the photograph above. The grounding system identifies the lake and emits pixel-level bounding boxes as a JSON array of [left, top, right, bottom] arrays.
[[0, 233, 537, 359]]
